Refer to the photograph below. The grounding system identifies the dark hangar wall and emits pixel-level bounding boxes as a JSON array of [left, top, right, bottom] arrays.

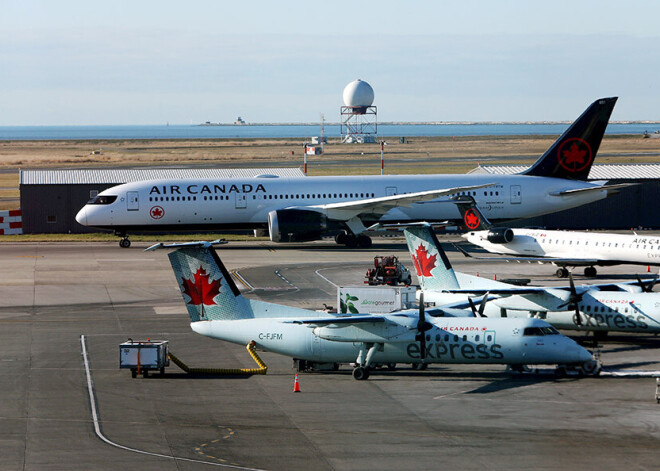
[[512, 181, 658, 229], [20, 183, 118, 234]]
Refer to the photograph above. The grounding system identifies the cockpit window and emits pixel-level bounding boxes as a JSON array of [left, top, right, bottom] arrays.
[[523, 327, 545, 336], [87, 195, 117, 205], [541, 326, 560, 335]]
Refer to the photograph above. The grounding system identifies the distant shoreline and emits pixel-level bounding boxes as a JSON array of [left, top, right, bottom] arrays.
[[199, 120, 660, 126]]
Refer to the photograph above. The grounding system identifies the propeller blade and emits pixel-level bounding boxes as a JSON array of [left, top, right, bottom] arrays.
[[574, 305, 582, 326], [568, 272, 576, 296], [467, 297, 478, 317], [637, 274, 658, 293], [478, 293, 489, 317], [650, 275, 658, 292]]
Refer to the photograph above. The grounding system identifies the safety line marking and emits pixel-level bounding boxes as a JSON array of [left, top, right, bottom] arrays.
[[80, 334, 266, 470], [314, 268, 339, 288]]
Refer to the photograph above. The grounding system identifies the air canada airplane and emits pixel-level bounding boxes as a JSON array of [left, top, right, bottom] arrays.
[[403, 225, 660, 340], [457, 199, 656, 278], [78, 97, 624, 248], [147, 240, 599, 379]]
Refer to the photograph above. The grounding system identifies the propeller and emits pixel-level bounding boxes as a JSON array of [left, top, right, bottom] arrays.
[[556, 272, 583, 326], [415, 293, 433, 360], [635, 274, 658, 293], [467, 293, 490, 318]]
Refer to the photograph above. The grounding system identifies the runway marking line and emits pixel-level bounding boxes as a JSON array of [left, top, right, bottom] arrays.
[[80, 334, 266, 470]]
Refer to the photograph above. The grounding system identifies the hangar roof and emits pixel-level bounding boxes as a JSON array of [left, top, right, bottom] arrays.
[[468, 163, 660, 180], [20, 167, 306, 185]]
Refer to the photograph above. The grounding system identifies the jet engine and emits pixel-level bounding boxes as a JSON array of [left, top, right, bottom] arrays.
[[486, 227, 514, 244], [268, 209, 328, 242]]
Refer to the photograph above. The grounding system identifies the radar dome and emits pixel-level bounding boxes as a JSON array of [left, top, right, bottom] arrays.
[[342, 79, 374, 107]]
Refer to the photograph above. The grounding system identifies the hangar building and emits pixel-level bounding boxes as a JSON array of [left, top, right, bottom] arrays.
[[17, 164, 660, 234], [19, 168, 305, 234]]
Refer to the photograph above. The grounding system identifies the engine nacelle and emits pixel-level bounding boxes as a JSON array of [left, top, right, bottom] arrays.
[[268, 209, 328, 242], [486, 227, 514, 244]]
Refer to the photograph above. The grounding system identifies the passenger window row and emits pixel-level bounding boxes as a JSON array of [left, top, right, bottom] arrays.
[[541, 238, 657, 250]]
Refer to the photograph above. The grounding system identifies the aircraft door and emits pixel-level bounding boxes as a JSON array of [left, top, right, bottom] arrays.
[[483, 330, 496, 346], [235, 193, 247, 209], [386, 186, 397, 196], [127, 191, 139, 211], [510, 185, 522, 204]]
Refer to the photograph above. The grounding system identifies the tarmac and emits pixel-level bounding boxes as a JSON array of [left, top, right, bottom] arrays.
[[2, 238, 660, 470]]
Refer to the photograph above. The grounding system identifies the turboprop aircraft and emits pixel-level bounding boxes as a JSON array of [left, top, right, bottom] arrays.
[[78, 97, 626, 248], [146, 240, 599, 380], [456, 197, 655, 278], [403, 225, 660, 340]]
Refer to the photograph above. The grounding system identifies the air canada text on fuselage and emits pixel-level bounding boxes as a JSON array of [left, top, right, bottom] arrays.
[[149, 184, 267, 195]]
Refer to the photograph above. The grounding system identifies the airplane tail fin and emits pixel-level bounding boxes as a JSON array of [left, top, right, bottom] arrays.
[[404, 225, 460, 291], [522, 97, 617, 180], [161, 243, 254, 322], [452, 195, 493, 231]]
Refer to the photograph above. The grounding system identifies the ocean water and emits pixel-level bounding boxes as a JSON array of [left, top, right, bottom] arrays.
[[0, 123, 656, 140]]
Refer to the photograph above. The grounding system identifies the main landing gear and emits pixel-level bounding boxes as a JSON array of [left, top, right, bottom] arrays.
[[584, 266, 597, 277], [352, 342, 383, 380], [556, 266, 598, 278], [116, 231, 131, 248], [335, 231, 372, 248]]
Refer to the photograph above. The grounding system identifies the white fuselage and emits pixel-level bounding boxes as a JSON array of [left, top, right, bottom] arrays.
[[465, 229, 660, 267], [76, 174, 610, 233], [190, 315, 591, 366]]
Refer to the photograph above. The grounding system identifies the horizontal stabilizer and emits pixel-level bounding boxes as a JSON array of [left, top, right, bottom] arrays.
[[549, 183, 637, 197]]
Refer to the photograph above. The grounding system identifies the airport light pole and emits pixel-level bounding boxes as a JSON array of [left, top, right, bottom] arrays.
[[380, 140, 385, 176]]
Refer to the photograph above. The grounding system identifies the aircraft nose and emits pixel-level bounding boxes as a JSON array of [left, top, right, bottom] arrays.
[[568, 340, 593, 363], [577, 345, 594, 363], [75, 207, 88, 226]]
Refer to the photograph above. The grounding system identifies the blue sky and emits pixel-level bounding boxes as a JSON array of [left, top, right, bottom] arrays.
[[2, 0, 660, 125]]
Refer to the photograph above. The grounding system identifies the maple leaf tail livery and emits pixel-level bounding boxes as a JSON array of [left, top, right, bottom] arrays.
[[149, 240, 598, 379], [166, 243, 254, 322], [521, 97, 616, 180], [404, 225, 460, 292]]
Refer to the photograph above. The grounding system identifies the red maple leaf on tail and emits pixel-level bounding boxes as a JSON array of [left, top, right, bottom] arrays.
[[181, 266, 222, 306], [562, 143, 587, 165], [465, 210, 480, 229], [412, 243, 437, 277]]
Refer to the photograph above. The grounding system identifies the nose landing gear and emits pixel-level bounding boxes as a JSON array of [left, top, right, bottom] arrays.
[[115, 231, 131, 248]]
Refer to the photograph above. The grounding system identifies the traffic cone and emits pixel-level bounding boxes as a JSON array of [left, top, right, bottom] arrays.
[[293, 373, 301, 393], [494, 274, 497, 281], [648, 265, 651, 273]]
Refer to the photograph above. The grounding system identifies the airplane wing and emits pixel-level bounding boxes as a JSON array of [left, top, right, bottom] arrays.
[[284, 315, 388, 325], [277, 183, 495, 235], [144, 239, 227, 251], [442, 287, 552, 295], [314, 183, 495, 215], [549, 182, 637, 197]]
